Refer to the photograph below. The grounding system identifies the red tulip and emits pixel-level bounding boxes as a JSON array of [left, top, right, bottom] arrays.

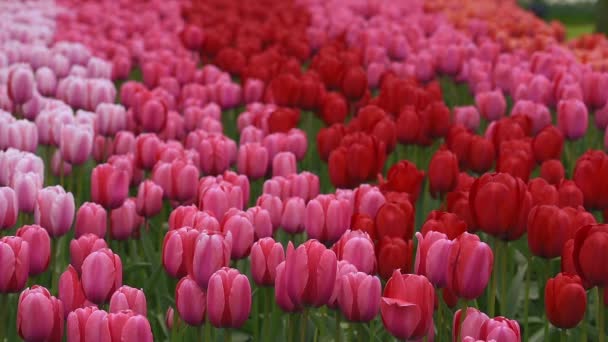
[[429, 148, 459, 198], [540, 159, 565, 186], [317, 124, 346, 162], [532, 125, 564, 163], [545, 273, 587, 329], [376, 236, 413, 280], [329, 133, 386, 188], [527, 205, 571, 258], [375, 196, 415, 240], [421, 210, 467, 240], [528, 178, 559, 207], [573, 150, 608, 210], [379, 160, 425, 202], [573, 224, 608, 287]]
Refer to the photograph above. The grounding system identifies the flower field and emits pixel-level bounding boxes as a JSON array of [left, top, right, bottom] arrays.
[[1, 0, 607, 341]]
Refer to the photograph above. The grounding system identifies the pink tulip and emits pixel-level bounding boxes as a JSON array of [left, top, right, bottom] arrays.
[[191, 231, 232, 288], [96, 103, 127, 136], [332, 230, 376, 274], [8, 120, 38, 152], [338, 272, 381, 322], [91, 163, 129, 209], [0, 236, 30, 293], [511, 100, 552, 135], [165, 307, 174, 330], [113, 131, 136, 156], [219, 171, 250, 207], [250, 238, 285, 286], [152, 159, 199, 203], [281, 197, 306, 234], [247, 206, 273, 239], [52, 150, 72, 177], [288, 172, 320, 202], [12, 171, 42, 213], [305, 194, 353, 243], [475, 90, 506, 121], [34, 186, 75, 237], [175, 276, 206, 326], [81, 248, 122, 304], [207, 268, 251, 328], [109, 286, 147, 317], [138, 98, 168, 133], [192, 132, 236, 175], [257, 194, 283, 229], [285, 239, 337, 307], [328, 261, 358, 309], [58, 265, 87, 317], [0, 187, 18, 229], [109, 198, 143, 240], [453, 106, 480, 132], [8, 65, 35, 105], [198, 182, 243, 219], [354, 184, 385, 218], [135, 133, 162, 170], [16, 224, 50, 275], [243, 78, 264, 104], [162, 227, 200, 278], [136, 181, 163, 218], [558, 99, 589, 140], [447, 233, 493, 300], [480, 317, 521, 341], [75, 202, 106, 239], [381, 271, 434, 340], [272, 152, 297, 177], [110, 310, 154, 342], [87, 79, 116, 111], [221, 209, 254, 259], [60, 124, 93, 165], [69, 234, 108, 274], [452, 307, 490, 342], [17, 286, 63, 342], [237, 143, 268, 180], [263, 176, 291, 200]]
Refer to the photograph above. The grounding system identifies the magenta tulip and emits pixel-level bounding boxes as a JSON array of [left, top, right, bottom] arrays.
[[250, 238, 285, 286], [109, 286, 147, 317], [80, 248, 122, 304], [34, 186, 75, 237], [75, 202, 106, 238], [16, 224, 50, 276], [207, 268, 251, 328], [17, 286, 63, 342]]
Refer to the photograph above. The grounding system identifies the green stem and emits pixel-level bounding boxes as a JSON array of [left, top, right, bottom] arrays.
[[204, 319, 211, 342], [254, 285, 260, 341], [0, 294, 6, 341], [300, 308, 308, 342], [560, 329, 567, 342], [598, 288, 605, 342], [488, 238, 497, 317], [358, 324, 366, 342], [543, 265, 551, 342], [224, 329, 232, 342], [458, 301, 469, 342], [288, 314, 294, 342], [335, 311, 342, 342], [500, 241, 508, 315], [524, 257, 532, 342], [437, 289, 444, 342], [264, 287, 273, 339]]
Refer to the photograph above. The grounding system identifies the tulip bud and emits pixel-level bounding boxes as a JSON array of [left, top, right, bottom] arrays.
[[16, 224, 50, 275], [0, 187, 18, 229], [136, 181, 163, 218], [0, 236, 30, 292], [34, 186, 75, 237], [338, 272, 381, 322], [75, 202, 107, 239], [17, 286, 63, 341], [250, 238, 285, 286], [80, 248, 122, 304], [207, 268, 251, 328], [109, 286, 147, 317]]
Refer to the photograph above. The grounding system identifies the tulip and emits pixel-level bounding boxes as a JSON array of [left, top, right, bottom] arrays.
[[74, 202, 106, 238], [247, 206, 273, 239], [60, 124, 93, 165], [328, 260, 358, 309], [545, 273, 587, 329], [8, 65, 35, 105], [332, 230, 376, 274], [16, 225, 50, 275], [573, 150, 608, 210], [475, 90, 506, 121], [281, 197, 306, 234], [479, 316, 521, 341], [320, 92, 348, 125], [540, 160, 565, 185], [445, 192, 473, 230], [415, 231, 454, 288], [162, 227, 200, 279], [193, 133, 237, 176], [0, 236, 30, 292], [573, 224, 608, 287], [135, 180, 163, 218], [329, 133, 386, 188], [36, 67, 57, 97], [168, 206, 220, 232], [375, 195, 415, 240], [272, 152, 297, 178], [257, 194, 283, 229], [250, 238, 285, 286], [376, 236, 413, 280], [352, 185, 385, 218], [52, 150, 72, 177], [96, 103, 126, 137], [237, 143, 268, 180], [275, 259, 300, 312], [528, 205, 571, 259], [34, 186, 75, 237], [558, 99, 588, 140], [468, 135, 496, 173], [469, 173, 531, 240], [109, 198, 143, 240], [558, 181, 585, 208], [0, 187, 18, 229], [511, 100, 552, 135], [91, 163, 129, 209], [421, 210, 467, 240], [66, 307, 105, 342], [152, 159, 199, 203], [338, 272, 381, 322], [243, 78, 264, 104], [429, 148, 459, 198], [165, 307, 174, 330], [317, 124, 346, 162], [528, 178, 559, 207], [17, 286, 63, 342], [285, 240, 337, 307], [380, 271, 434, 340], [109, 286, 147, 317], [221, 209, 254, 259], [304, 195, 352, 243], [7, 120, 38, 153], [114, 312, 153, 342], [453, 106, 480, 132], [191, 231, 232, 289], [175, 276, 206, 326], [80, 248, 122, 304], [452, 307, 490, 341], [207, 268, 251, 328], [447, 233, 493, 300], [379, 160, 424, 201], [58, 265, 87, 316], [12, 172, 42, 213]]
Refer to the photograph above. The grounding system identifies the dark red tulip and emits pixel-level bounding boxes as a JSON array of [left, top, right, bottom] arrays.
[[375, 197, 415, 240], [528, 205, 571, 258], [558, 180, 584, 208], [528, 178, 559, 207], [428, 148, 459, 198], [573, 150, 608, 210], [317, 124, 346, 162], [351, 105, 397, 153], [573, 224, 608, 287], [320, 92, 348, 125], [446, 191, 474, 231], [532, 125, 564, 163], [268, 108, 300, 134], [423, 101, 451, 139], [379, 160, 425, 202], [545, 273, 587, 329], [421, 211, 467, 240], [341, 66, 367, 100], [376, 236, 413, 280], [329, 133, 386, 188], [540, 160, 565, 186], [468, 135, 495, 173]]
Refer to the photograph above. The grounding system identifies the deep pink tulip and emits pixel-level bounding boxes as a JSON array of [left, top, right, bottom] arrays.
[[0, 236, 30, 293], [152, 159, 199, 203], [452, 307, 490, 342], [175, 276, 206, 326], [34, 186, 75, 237], [207, 268, 251, 328], [69, 234, 108, 274], [16, 224, 50, 276], [135, 181, 163, 218], [328, 260, 358, 309], [453, 106, 480, 132], [75, 202, 106, 238], [168, 206, 220, 232], [250, 238, 285, 286], [66, 307, 105, 342], [415, 231, 451, 287], [191, 132, 236, 175], [8, 120, 38, 153], [247, 206, 273, 239], [244, 78, 264, 104], [110, 198, 143, 240], [91, 163, 129, 209], [288, 172, 320, 203], [304, 194, 353, 243], [558, 99, 588, 140], [332, 230, 376, 274], [0, 187, 18, 229], [134, 133, 162, 170], [137, 98, 168, 133], [60, 124, 93, 165], [191, 231, 232, 288], [109, 310, 154, 342], [162, 227, 200, 278], [165, 307, 174, 330], [510, 100, 551, 135], [381, 271, 434, 340], [263, 176, 291, 200], [58, 265, 87, 317], [109, 286, 147, 317], [274, 257, 301, 312], [478, 316, 521, 342], [257, 194, 283, 229], [17, 286, 63, 342], [12, 171, 41, 213], [476, 90, 506, 121], [96, 103, 127, 136], [8, 65, 35, 105], [338, 272, 381, 322], [113, 131, 136, 156], [237, 143, 268, 180], [221, 209, 254, 259], [281, 197, 306, 234], [447, 233, 493, 300], [272, 152, 297, 177], [198, 182, 243, 219], [80, 248, 122, 304], [285, 239, 337, 307]]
